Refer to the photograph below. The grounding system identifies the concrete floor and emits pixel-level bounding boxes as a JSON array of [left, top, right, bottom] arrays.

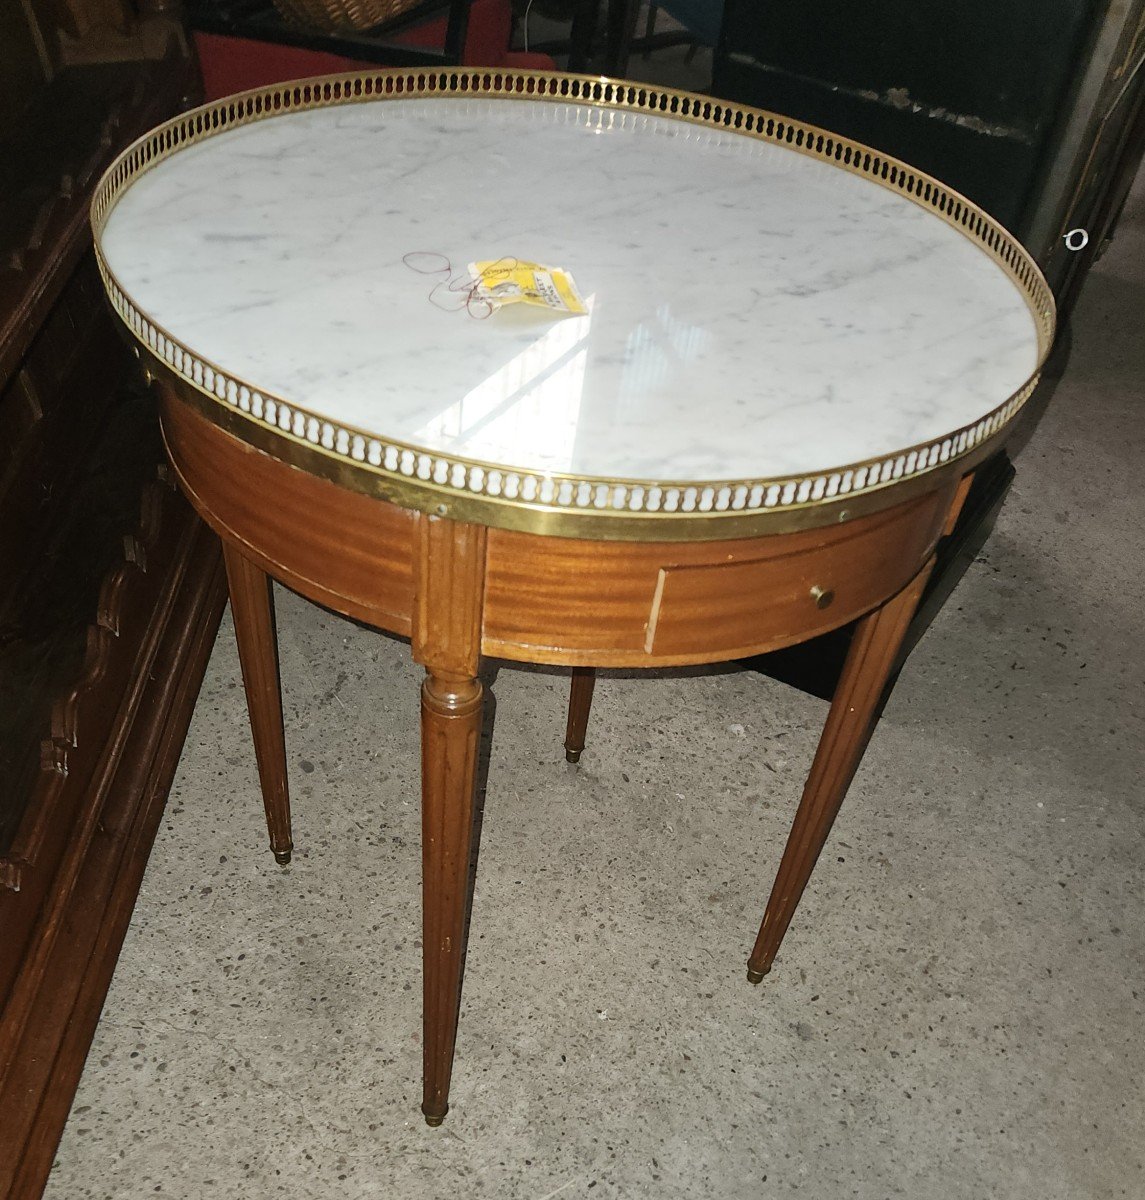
[[47, 117, 1143, 1200]]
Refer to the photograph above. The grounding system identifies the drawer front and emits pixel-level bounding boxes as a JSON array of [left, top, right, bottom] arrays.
[[482, 485, 952, 668]]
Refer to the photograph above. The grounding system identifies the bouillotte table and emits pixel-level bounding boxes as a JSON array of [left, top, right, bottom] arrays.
[[91, 70, 1053, 1125]]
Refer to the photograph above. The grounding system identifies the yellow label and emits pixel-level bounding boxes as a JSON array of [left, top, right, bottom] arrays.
[[469, 259, 587, 316]]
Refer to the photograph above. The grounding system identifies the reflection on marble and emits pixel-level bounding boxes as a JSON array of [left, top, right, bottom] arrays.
[[412, 297, 593, 472], [100, 96, 1040, 483]]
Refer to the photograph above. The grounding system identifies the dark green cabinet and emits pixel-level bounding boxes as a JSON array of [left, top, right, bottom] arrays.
[[714, 0, 1145, 301]]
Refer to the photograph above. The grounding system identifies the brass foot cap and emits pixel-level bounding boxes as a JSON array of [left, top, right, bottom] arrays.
[[273, 848, 293, 866], [422, 1108, 447, 1127], [746, 964, 772, 985], [564, 748, 582, 764]]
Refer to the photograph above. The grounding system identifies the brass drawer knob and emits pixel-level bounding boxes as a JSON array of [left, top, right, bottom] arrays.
[[810, 584, 835, 609]]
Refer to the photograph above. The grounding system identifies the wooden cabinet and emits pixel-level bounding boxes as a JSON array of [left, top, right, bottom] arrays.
[[0, 6, 226, 1197]]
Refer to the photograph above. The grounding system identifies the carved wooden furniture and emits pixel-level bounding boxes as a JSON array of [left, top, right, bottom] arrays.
[[0, 3, 228, 1197], [91, 70, 1053, 1126]]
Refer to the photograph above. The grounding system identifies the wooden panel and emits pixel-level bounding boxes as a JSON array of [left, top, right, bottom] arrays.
[[0, 258, 126, 596], [0, 20, 208, 1196], [0, 517, 225, 1200], [0, 5, 50, 135], [0, 53, 200, 390], [160, 389, 417, 635], [0, 281, 162, 861], [482, 487, 953, 668], [412, 514, 486, 678], [0, 373, 42, 479], [0, 477, 185, 891]]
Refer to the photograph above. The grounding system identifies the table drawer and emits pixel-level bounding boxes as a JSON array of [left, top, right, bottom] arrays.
[[482, 485, 953, 668]]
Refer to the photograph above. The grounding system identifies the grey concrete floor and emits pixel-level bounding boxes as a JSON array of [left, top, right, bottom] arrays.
[[47, 157, 1143, 1200]]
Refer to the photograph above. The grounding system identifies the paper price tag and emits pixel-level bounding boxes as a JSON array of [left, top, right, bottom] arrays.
[[469, 259, 587, 316]]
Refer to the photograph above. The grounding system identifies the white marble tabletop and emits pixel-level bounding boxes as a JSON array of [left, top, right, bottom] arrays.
[[99, 92, 1042, 492]]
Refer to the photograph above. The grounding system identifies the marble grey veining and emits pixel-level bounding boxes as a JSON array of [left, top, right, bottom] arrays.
[[100, 97, 1040, 482]]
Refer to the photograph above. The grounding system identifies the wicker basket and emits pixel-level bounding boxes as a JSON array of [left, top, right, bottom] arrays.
[[272, 0, 425, 33]]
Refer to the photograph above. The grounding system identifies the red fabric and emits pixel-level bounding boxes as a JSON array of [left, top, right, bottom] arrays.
[[194, 0, 555, 102], [504, 51, 558, 69], [195, 33, 375, 98]]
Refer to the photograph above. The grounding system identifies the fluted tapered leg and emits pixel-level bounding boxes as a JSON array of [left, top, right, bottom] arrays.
[[748, 557, 935, 982], [222, 542, 292, 865], [412, 514, 487, 1125], [419, 670, 482, 1125], [563, 667, 596, 763]]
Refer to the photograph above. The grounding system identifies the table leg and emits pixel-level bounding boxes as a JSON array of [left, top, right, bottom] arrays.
[[420, 670, 483, 1125], [747, 557, 936, 983], [563, 667, 596, 763], [567, 0, 600, 73], [605, 0, 642, 77], [413, 516, 487, 1126], [221, 542, 292, 866]]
